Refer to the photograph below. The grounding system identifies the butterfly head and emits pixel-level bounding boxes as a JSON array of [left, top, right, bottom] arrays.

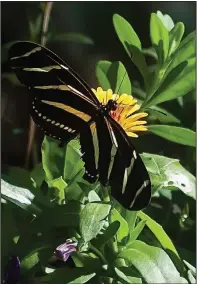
[[100, 99, 117, 115], [106, 99, 117, 111]]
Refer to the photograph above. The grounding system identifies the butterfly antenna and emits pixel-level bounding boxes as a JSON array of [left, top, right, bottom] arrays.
[[116, 51, 133, 106]]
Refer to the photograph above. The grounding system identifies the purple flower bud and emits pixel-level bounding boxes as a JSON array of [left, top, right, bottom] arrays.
[[3, 256, 20, 284], [54, 239, 78, 262]]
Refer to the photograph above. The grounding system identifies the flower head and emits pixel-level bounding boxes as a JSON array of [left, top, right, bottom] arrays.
[[92, 87, 148, 138], [54, 239, 78, 262], [3, 256, 20, 284]]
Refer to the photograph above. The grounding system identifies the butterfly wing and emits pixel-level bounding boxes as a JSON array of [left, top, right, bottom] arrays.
[[79, 113, 151, 211], [9, 41, 99, 141], [107, 116, 151, 210]]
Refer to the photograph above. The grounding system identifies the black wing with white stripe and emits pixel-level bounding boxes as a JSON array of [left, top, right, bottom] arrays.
[[108, 117, 151, 210], [9, 41, 99, 142], [80, 114, 151, 210]]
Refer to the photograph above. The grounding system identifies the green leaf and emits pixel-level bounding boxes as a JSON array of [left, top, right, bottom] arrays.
[[3, 167, 34, 189], [137, 211, 183, 272], [147, 106, 181, 124], [114, 267, 133, 284], [72, 252, 101, 269], [31, 163, 45, 189], [113, 14, 149, 88], [187, 270, 196, 284], [148, 125, 196, 147], [141, 153, 196, 199], [114, 267, 142, 284], [150, 13, 169, 63], [31, 201, 82, 232], [96, 60, 131, 94], [110, 208, 129, 242], [183, 260, 196, 277], [92, 221, 120, 248], [42, 137, 67, 182], [21, 252, 39, 273], [128, 220, 146, 244], [145, 57, 196, 107], [42, 137, 84, 185], [50, 32, 94, 45], [157, 11, 174, 31], [40, 267, 96, 283], [169, 22, 185, 56], [3, 167, 52, 209], [49, 177, 67, 204], [1, 179, 42, 215], [115, 204, 137, 231], [118, 241, 182, 283], [80, 203, 111, 243], [168, 31, 196, 72]]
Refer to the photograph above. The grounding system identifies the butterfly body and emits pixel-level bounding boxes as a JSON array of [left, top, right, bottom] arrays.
[[9, 41, 151, 211]]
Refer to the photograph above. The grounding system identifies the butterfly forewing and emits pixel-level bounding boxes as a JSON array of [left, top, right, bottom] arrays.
[[9, 41, 99, 105], [9, 41, 99, 141]]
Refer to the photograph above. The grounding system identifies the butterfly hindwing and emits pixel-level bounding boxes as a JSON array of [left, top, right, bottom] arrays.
[[107, 117, 151, 211]]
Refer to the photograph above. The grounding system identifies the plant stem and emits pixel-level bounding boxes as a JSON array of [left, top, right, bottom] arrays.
[[101, 185, 111, 203], [89, 244, 108, 265]]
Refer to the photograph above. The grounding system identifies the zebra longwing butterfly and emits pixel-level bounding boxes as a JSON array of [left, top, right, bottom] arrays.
[[9, 41, 151, 211]]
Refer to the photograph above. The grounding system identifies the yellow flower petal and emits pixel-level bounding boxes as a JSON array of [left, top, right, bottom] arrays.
[[92, 87, 148, 138], [125, 120, 147, 129], [127, 132, 138, 137], [128, 126, 148, 132], [127, 112, 148, 122]]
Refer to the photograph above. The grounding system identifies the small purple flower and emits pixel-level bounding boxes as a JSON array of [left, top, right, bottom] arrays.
[[3, 256, 20, 284], [54, 239, 78, 262]]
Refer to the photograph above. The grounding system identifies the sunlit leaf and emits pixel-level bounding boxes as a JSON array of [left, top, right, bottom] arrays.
[[42, 137, 84, 185], [137, 211, 183, 273], [145, 57, 196, 107], [169, 22, 185, 56], [80, 203, 111, 243], [141, 153, 196, 199], [1, 179, 41, 214], [148, 125, 196, 147], [127, 220, 146, 244], [118, 241, 182, 283], [157, 11, 174, 31], [113, 14, 149, 88], [168, 31, 196, 73], [150, 13, 169, 63], [111, 208, 129, 242]]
